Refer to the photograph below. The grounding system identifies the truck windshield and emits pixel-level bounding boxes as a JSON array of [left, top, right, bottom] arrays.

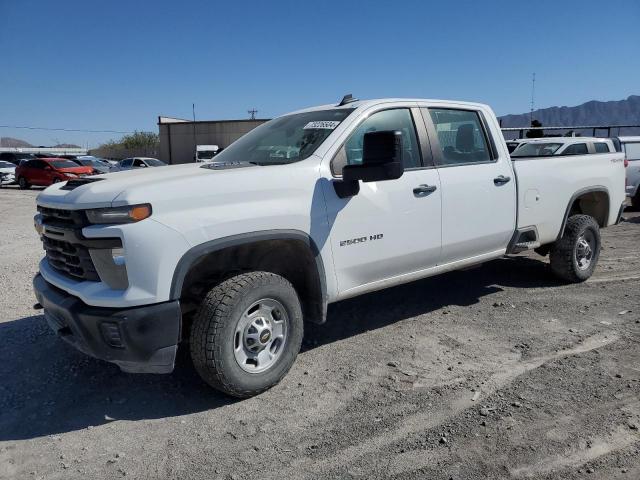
[[511, 142, 563, 157], [211, 108, 355, 165]]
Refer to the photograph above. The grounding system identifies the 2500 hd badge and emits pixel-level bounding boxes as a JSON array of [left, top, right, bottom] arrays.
[[340, 233, 383, 247]]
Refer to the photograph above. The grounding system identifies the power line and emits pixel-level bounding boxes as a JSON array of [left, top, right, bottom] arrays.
[[0, 125, 134, 134]]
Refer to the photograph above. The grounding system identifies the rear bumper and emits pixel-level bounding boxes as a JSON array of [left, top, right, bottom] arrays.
[[626, 184, 638, 197], [34, 274, 181, 373]]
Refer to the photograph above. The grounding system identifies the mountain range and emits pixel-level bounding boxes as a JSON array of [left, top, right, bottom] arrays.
[[499, 95, 640, 132], [0, 137, 80, 148]]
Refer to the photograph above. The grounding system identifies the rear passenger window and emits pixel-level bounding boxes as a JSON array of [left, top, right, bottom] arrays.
[[563, 143, 588, 155], [427, 108, 492, 166], [594, 143, 610, 153]]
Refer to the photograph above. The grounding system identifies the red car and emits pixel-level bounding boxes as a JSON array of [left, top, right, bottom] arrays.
[[15, 158, 94, 189]]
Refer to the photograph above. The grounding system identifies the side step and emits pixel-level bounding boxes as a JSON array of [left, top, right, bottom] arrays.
[[507, 227, 541, 254], [511, 240, 541, 253]]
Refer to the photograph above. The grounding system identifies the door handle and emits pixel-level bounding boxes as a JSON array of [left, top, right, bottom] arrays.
[[413, 184, 437, 196], [493, 175, 511, 185]]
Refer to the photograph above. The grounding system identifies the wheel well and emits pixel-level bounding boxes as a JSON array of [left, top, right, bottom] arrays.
[[567, 190, 609, 227], [179, 238, 326, 326]]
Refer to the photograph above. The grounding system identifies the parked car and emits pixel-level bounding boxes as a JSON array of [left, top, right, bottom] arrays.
[[118, 157, 167, 170], [15, 158, 93, 189], [33, 97, 625, 398], [70, 156, 116, 174], [505, 139, 527, 153], [0, 160, 16, 186], [0, 152, 36, 166], [613, 136, 640, 208], [510, 137, 614, 157]]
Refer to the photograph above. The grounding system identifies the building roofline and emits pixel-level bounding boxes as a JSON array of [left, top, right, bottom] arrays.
[[158, 116, 270, 125]]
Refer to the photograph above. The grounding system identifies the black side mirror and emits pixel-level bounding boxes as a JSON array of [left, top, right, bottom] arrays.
[[334, 130, 404, 198]]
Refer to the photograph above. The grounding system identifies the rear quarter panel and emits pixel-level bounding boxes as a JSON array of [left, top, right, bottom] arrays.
[[513, 152, 626, 244]]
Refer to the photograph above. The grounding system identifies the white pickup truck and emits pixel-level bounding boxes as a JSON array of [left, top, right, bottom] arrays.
[[33, 96, 626, 397]]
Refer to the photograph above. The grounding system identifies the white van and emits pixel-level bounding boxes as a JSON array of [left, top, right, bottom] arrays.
[[195, 145, 220, 162]]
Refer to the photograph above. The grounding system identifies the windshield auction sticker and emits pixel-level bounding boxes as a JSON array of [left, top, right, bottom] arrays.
[[303, 121, 340, 130]]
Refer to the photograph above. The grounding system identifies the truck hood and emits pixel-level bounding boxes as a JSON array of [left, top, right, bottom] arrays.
[[35, 161, 317, 210]]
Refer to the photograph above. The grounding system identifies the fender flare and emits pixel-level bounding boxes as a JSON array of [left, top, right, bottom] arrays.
[[556, 186, 609, 241], [169, 229, 327, 321]]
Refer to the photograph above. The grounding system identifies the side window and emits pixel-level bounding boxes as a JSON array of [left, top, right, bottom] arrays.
[[331, 108, 421, 175], [427, 108, 492, 166], [563, 143, 588, 155], [133, 159, 146, 167], [594, 142, 610, 153], [624, 143, 640, 160], [121, 159, 132, 167]]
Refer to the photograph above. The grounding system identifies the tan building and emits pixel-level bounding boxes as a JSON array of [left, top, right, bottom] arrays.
[[158, 116, 268, 165]]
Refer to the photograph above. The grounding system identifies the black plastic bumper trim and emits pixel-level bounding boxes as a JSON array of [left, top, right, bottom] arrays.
[[33, 274, 181, 373]]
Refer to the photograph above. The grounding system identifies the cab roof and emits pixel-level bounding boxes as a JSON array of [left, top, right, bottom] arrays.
[[286, 97, 491, 116]]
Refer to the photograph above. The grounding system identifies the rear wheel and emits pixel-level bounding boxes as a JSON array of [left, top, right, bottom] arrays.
[[550, 215, 601, 283], [18, 177, 30, 190], [190, 271, 303, 398]]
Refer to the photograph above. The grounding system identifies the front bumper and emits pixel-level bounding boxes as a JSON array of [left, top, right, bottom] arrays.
[[34, 274, 181, 374]]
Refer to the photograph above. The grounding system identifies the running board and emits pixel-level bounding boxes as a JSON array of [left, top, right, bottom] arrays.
[[507, 227, 541, 254], [511, 240, 541, 253]]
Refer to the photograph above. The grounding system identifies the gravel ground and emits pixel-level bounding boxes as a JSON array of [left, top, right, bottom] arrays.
[[1, 186, 639, 480]]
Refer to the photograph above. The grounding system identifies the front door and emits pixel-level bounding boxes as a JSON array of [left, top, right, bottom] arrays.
[[323, 108, 442, 296], [422, 107, 516, 264]]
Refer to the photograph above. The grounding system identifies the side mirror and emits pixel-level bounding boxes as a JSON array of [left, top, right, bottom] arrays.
[[334, 130, 404, 198], [44, 165, 52, 171]]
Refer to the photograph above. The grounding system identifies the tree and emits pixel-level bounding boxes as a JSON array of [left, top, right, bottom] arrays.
[[526, 119, 544, 138], [92, 131, 159, 159]]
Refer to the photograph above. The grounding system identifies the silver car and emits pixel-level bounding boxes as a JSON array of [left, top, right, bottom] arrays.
[[618, 137, 640, 209]]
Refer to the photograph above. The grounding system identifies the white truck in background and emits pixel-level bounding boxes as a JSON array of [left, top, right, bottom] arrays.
[[32, 96, 626, 398], [195, 144, 220, 162]]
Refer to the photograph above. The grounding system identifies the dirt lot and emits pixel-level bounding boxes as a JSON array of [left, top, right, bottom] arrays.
[[0, 186, 639, 480]]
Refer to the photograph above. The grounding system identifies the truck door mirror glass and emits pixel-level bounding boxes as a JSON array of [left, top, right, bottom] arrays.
[[334, 130, 404, 198]]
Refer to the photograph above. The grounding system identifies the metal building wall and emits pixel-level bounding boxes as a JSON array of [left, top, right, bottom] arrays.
[[158, 119, 268, 164]]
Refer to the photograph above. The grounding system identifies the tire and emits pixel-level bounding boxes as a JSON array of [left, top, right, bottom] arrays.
[[18, 177, 30, 190], [632, 191, 640, 210], [190, 271, 303, 398], [550, 215, 601, 283]]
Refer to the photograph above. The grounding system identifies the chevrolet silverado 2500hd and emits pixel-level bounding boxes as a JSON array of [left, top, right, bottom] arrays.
[[33, 96, 626, 397]]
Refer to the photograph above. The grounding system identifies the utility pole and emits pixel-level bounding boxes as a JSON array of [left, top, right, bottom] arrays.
[[192, 103, 197, 157], [529, 73, 536, 124], [248, 109, 258, 120]]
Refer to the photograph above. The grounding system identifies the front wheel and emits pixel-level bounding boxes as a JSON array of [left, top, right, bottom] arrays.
[[190, 271, 303, 398], [550, 215, 601, 283]]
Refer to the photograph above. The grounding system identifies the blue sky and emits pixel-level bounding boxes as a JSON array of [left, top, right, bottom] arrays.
[[1, 0, 639, 147]]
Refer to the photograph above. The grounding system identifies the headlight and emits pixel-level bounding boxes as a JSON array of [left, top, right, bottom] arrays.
[[65, 173, 79, 178], [85, 204, 152, 224]]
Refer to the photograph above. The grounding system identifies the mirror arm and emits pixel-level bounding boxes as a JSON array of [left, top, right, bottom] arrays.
[[333, 178, 360, 198]]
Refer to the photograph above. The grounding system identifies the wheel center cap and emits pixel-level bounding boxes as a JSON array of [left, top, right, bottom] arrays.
[[259, 330, 271, 344]]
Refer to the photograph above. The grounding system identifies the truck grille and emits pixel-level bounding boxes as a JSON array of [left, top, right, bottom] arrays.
[[38, 206, 119, 282], [38, 206, 85, 228], [42, 235, 100, 281]]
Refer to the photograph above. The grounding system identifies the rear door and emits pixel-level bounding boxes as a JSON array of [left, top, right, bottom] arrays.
[[323, 107, 442, 295], [421, 107, 516, 264], [26, 160, 45, 185]]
